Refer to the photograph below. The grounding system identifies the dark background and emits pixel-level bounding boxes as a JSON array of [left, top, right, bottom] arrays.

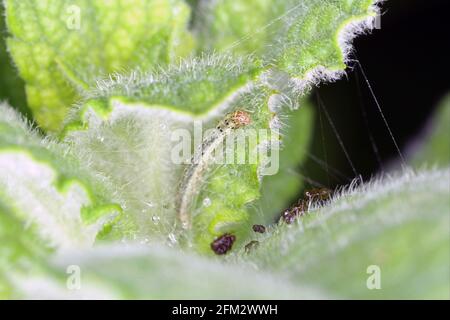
[[303, 0, 450, 188]]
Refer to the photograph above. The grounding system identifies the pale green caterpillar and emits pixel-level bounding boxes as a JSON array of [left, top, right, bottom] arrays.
[[177, 110, 252, 253]]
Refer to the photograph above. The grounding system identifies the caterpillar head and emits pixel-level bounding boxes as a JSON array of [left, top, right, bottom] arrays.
[[223, 110, 252, 129]]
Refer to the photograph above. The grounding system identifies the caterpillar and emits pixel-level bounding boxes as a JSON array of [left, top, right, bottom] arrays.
[[178, 110, 252, 231]]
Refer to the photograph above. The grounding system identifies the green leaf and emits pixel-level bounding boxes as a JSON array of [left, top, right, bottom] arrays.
[[4, 0, 194, 132], [409, 94, 450, 168], [0, 197, 51, 298], [194, 0, 286, 55], [59, 0, 381, 254], [5, 169, 449, 299], [245, 168, 450, 299], [195, 0, 379, 79], [61, 55, 273, 250], [0, 103, 121, 249], [2, 0, 381, 254], [67, 54, 261, 117], [10, 244, 329, 299]]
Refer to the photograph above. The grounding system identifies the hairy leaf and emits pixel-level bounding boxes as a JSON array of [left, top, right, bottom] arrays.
[[62, 55, 273, 251], [195, 0, 379, 81], [409, 94, 450, 168], [245, 169, 450, 299], [4, 0, 194, 131], [0, 103, 120, 250], [10, 244, 329, 299], [59, 0, 380, 254], [0, 198, 50, 298]]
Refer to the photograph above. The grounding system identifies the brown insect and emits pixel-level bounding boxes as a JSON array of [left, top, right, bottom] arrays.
[[304, 188, 332, 204], [281, 188, 332, 224], [211, 234, 236, 255], [244, 240, 259, 253], [252, 224, 266, 233], [281, 200, 307, 224]]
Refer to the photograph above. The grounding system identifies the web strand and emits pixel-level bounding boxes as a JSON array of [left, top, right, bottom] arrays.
[[304, 151, 352, 182], [287, 169, 328, 189], [315, 91, 359, 178], [353, 53, 407, 168], [317, 101, 332, 186], [223, 2, 305, 52], [354, 68, 384, 172]]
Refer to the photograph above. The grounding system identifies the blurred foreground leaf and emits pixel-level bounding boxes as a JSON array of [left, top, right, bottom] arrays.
[[409, 94, 450, 168], [245, 168, 450, 299]]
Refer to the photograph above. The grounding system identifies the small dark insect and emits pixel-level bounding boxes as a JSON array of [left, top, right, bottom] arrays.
[[281, 200, 307, 224], [211, 234, 236, 255], [281, 188, 333, 224], [244, 240, 259, 253], [252, 224, 266, 233], [304, 188, 332, 205]]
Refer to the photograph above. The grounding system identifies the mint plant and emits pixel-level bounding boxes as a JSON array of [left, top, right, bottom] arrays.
[[0, 0, 448, 299]]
